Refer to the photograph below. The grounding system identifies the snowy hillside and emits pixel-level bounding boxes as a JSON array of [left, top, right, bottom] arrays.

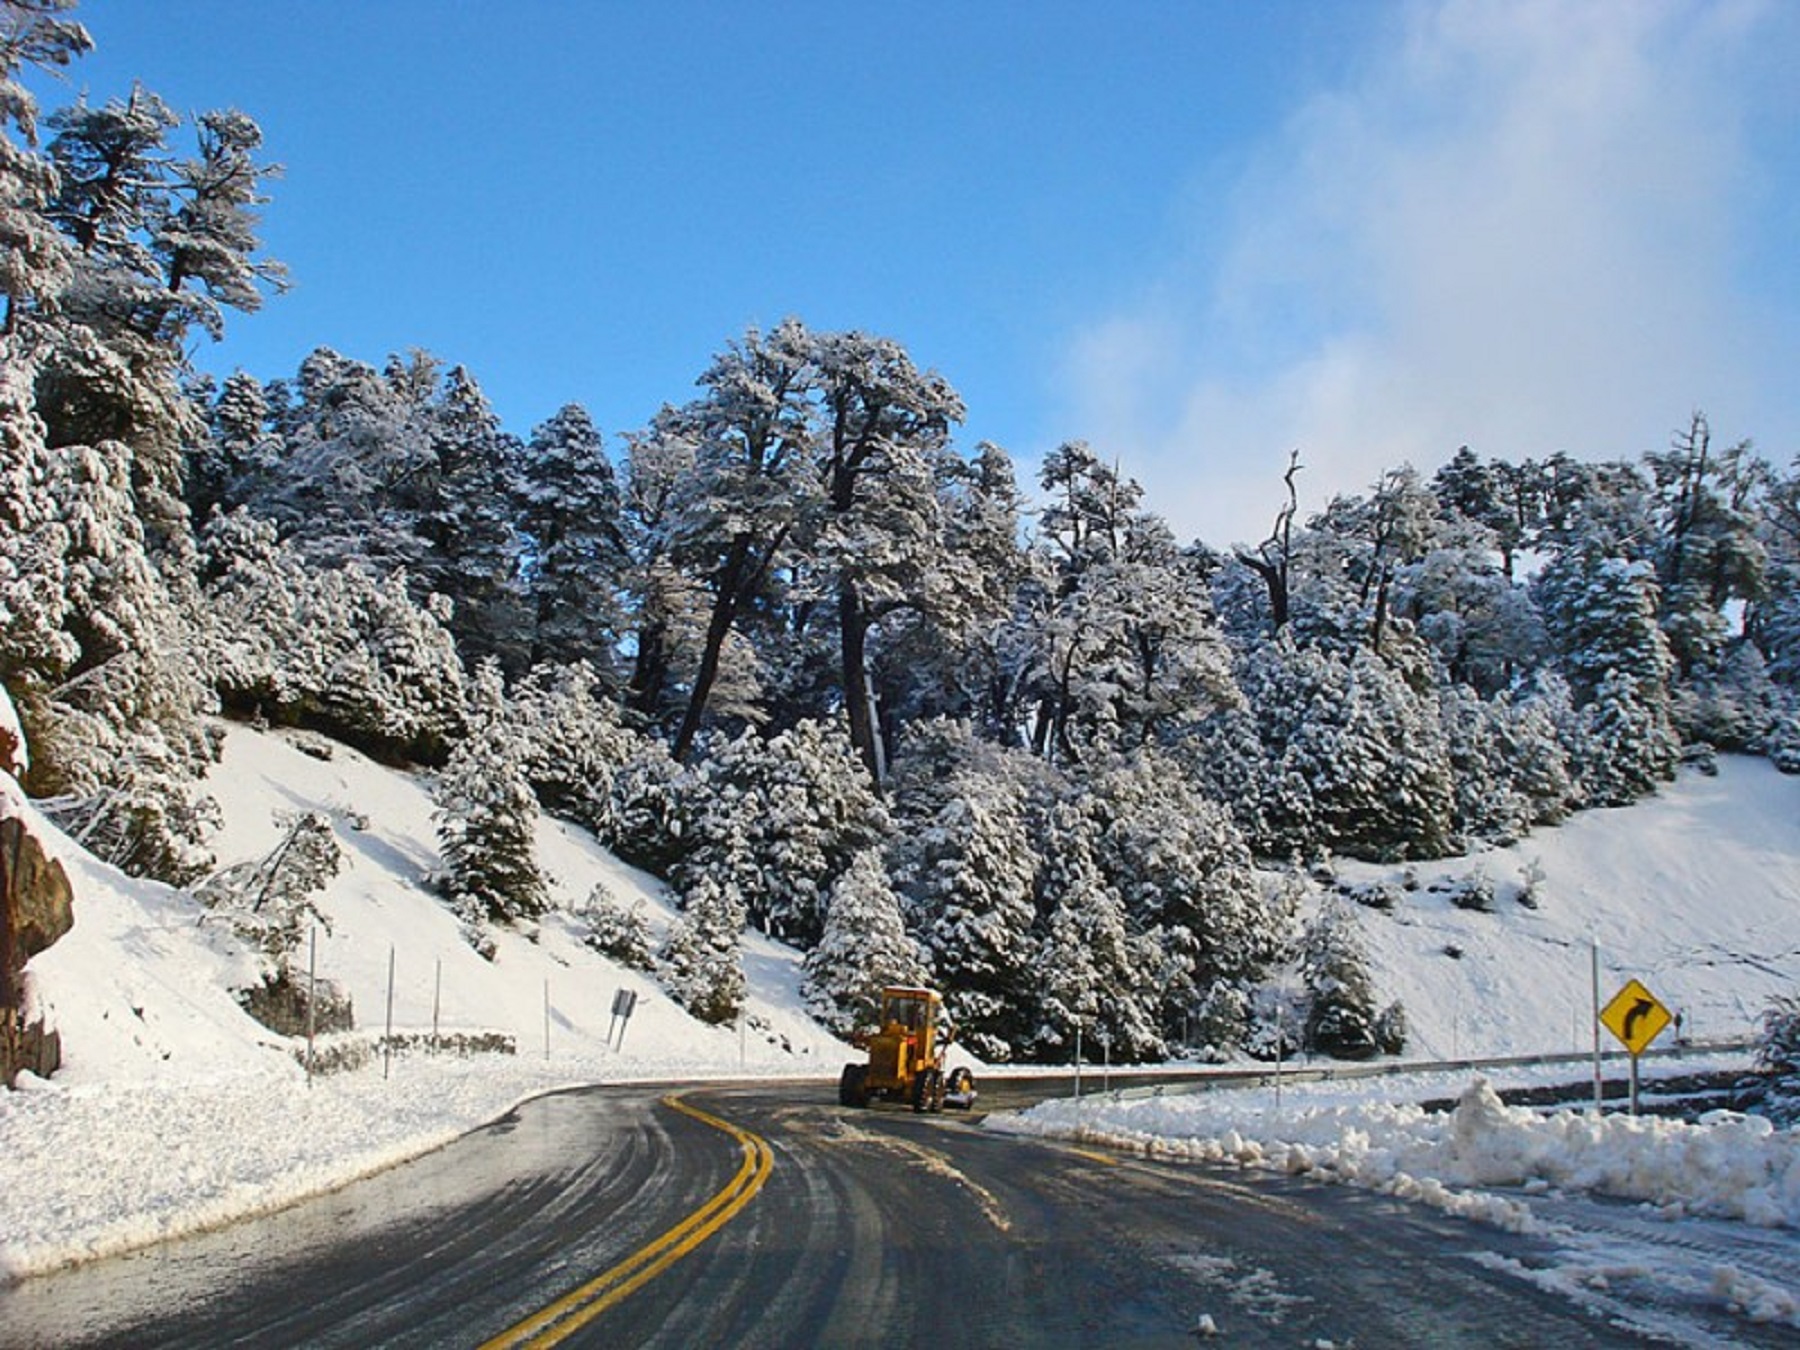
[[1335, 752, 1800, 1061], [27, 722, 851, 1088], [4, 724, 1800, 1283], [1, 722, 851, 1279]]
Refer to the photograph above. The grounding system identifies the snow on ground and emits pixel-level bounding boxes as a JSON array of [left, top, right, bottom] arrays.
[[2, 723, 851, 1281], [4, 726, 1800, 1343], [998, 1062, 1800, 1339], [1340, 755, 1800, 1062]]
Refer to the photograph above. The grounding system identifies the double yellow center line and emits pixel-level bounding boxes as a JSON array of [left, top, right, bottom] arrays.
[[480, 1094, 775, 1349]]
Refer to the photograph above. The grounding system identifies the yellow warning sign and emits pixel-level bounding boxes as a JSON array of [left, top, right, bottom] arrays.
[[1600, 978, 1672, 1056]]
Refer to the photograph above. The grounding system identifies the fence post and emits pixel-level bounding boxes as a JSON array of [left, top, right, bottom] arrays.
[[306, 926, 317, 1087], [383, 944, 395, 1080]]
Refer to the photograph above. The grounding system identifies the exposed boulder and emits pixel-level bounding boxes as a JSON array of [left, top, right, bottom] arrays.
[[2, 809, 75, 1085]]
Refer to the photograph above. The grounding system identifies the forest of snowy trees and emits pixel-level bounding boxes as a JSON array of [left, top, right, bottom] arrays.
[[7, 2, 1800, 1063]]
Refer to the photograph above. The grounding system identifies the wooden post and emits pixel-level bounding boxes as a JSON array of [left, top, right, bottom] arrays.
[[383, 944, 395, 1080], [306, 927, 317, 1087]]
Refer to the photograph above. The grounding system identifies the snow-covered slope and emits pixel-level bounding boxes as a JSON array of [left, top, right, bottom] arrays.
[[4, 727, 1799, 1284], [29, 723, 848, 1088], [0, 723, 849, 1279], [1339, 754, 1800, 1060]]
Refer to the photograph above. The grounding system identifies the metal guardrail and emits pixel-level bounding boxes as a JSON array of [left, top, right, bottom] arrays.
[[1081, 1038, 1757, 1104]]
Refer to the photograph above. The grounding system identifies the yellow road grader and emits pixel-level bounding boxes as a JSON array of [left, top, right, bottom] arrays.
[[837, 986, 976, 1113]]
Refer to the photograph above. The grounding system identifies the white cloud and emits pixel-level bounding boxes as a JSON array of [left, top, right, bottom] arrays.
[[1060, 0, 1798, 548]]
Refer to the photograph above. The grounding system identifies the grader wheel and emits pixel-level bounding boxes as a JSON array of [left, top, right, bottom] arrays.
[[839, 1062, 869, 1108], [945, 1066, 975, 1109]]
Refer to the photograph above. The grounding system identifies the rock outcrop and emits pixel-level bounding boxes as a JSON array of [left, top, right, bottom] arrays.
[[2, 811, 74, 1085]]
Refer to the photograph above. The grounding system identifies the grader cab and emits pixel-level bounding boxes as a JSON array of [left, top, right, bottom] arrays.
[[838, 986, 975, 1113]]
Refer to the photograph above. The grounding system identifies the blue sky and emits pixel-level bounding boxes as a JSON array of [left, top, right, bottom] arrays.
[[33, 0, 1800, 546]]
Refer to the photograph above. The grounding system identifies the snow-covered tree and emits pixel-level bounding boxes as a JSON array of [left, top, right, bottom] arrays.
[[801, 848, 928, 1036], [1081, 749, 1274, 1046], [35, 82, 279, 495], [512, 660, 640, 835], [0, 0, 89, 332], [1536, 551, 1673, 707], [196, 808, 341, 973], [196, 509, 466, 762], [1646, 413, 1765, 680], [1579, 667, 1680, 807], [232, 348, 438, 578], [515, 404, 629, 675], [660, 322, 817, 761], [1439, 683, 1577, 846], [873, 441, 1034, 740], [889, 738, 1043, 1060], [433, 662, 546, 925], [1030, 797, 1162, 1061], [618, 422, 699, 727], [574, 881, 655, 972], [661, 836, 747, 1025], [1236, 638, 1455, 861], [416, 364, 524, 670], [153, 108, 288, 341], [805, 328, 965, 781], [1023, 443, 1238, 762], [23, 434, 218, 882], [679, 719, 886, 946], [1298, 897, 1388, 1060], [1753, 995, 1800, 1126]]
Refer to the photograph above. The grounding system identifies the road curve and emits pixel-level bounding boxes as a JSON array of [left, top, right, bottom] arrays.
[[0, 1078, 1719, 1348]]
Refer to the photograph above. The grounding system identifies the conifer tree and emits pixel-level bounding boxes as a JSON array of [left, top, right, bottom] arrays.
[[515, 404, 629, 675], [1032, 798, 1162, 1061], [1082, 749, 1272, 1044], [892, 745, 1040, 1060], [680, 719, 885, 946], [0, 0, 89, 333], [1580, 667, 1680, 807], [512, 661, 640, 831], [661, 836, 747, 1025], [802, 848, 927, 1036], [433, 662, 547, 924], [1299, 897, 1384, 1059]]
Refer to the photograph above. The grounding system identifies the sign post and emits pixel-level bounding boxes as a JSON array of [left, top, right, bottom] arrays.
[[1599, 977, 1673, 1115]]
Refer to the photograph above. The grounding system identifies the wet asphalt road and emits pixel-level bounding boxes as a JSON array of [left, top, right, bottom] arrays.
[[0, 1078, 1688, 1348]]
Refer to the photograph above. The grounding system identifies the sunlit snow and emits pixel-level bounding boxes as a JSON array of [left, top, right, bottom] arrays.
[[4, 723, 1800, 1341]]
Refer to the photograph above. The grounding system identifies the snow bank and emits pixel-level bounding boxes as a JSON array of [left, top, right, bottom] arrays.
[[0, 1056, 549, 1279], [995, 1074, 1800, 1231]]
